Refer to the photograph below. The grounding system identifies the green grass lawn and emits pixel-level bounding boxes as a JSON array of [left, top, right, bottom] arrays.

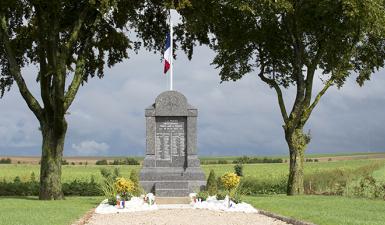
[[0, 196, 102, 225], [245, 195, 385, 225], [1, 159, 383, 183]]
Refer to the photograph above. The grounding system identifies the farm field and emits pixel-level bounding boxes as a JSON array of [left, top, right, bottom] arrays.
[[245, 195, 385, 225], [1, 159, 384, 183], [2, 152, 385, 164], [0, 196, 102, 225]]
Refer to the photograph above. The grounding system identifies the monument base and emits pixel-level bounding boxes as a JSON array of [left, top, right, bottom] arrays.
[[140, 166, 206, 197]]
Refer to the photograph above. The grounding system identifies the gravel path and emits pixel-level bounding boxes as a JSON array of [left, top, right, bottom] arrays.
[[84, 209, 288, 225]]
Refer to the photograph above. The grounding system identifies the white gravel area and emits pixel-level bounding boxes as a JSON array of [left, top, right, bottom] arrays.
[[85, 208, 289, 225]]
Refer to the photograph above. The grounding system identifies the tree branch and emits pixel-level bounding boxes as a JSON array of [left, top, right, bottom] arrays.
[[304, 44, 324, 107], [303, 78, 334, 123], [258, 66, 289, 123], [0, 15, 43, 120], [62, 8, 88, 60], [64, 56, 85, 111]]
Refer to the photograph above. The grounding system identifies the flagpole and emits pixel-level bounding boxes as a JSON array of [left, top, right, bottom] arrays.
[[170, 20, 173, 91]]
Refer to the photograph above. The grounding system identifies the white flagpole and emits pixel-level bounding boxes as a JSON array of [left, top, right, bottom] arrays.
[[170, 20, 173, 91]]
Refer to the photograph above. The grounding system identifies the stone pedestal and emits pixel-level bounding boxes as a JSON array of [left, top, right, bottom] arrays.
[[140, 91, 206, 197]]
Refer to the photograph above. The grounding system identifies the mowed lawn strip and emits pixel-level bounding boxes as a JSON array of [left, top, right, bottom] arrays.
[[244, 195, 385, 225], [0, 196, 102, 225]]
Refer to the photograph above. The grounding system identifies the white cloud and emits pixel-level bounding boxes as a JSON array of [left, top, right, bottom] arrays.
[[72, 140, 109, 156]]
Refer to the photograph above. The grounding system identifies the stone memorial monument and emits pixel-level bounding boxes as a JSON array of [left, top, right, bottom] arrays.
[[140, 91, 206, 197]]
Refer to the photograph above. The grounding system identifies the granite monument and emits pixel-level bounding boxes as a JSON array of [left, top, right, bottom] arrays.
[[140, 91, 206, 197]]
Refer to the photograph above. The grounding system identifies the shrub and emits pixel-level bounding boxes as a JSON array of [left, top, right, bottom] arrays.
[[351, 175, 385, 199], [234, 163, 243, 176], [216, 190, 227, 200], [233, 156, 283, 164], [304, 163, 383, 196], [206, 169, 217, 196], [196, 191, 208, 201], [231, 191, 242, 204], [0, 173, 101, 196], [62, 177, 101, 196], [239, 177, 287, 195], [61, 159, 69, 165], [96, 159, 108, 165], [129, 170, 143, 196], [110, 158, 140, 165], [217, 160, 228, 164], [217, 177, 224, 190], [0, 158, 11, 164], [221, 173, 240, 192]]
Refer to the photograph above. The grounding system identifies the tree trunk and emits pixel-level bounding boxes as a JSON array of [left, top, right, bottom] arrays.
[[39, 119, 67, 200], [285, 128, 308, 195]]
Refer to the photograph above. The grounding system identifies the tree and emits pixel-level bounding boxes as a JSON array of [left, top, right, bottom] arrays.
[[0, 0, 170, 200], [206, 169, 217, 195], [176, 0, 385, 194]]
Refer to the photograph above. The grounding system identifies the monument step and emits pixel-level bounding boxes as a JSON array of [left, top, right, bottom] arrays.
[[156, 189, 190, 197], [155, 181, 188, 189], [156, 197, 190, 204]]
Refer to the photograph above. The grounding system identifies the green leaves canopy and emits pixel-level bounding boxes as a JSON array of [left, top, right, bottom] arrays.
[[0, 0, 170, 98], [177, 0, 385, 87]]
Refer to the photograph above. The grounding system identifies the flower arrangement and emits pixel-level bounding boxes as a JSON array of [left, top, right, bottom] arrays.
[[115, 177, 134, 201]]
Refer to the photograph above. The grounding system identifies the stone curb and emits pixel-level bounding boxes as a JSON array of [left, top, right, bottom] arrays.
[[258, 209, 317, 225]]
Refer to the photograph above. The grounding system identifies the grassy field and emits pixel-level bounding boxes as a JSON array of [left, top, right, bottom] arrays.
[[245, 195, 385, 225], [0, 160, 381, 182], [1, 159, 384, 183], [0, 196, 102, 225], [3, 152, 384, 164]]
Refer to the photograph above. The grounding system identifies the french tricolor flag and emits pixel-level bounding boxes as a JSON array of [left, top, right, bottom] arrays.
[[163, 32, 171, 74]]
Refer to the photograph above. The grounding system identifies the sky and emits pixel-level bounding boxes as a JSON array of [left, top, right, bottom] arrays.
[[1, 25, 385, 157]]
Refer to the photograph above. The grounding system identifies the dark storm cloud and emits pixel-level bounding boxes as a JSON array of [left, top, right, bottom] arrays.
[[0, 45, 385, 156]]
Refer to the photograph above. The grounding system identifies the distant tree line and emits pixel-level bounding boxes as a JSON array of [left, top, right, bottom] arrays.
[[96, 158, 140, 166], [233, 156, 283, 164], [0, 158, 11, 164]]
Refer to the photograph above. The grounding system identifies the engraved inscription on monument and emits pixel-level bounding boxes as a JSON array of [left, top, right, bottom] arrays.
[[155, 117, 186, 160]]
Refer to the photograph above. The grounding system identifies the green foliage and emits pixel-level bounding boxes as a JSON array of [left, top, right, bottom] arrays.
[[62, 177, 101, 196], [99, 168, 118, 205], [240, 176, 287, 195], [177, 0, 385, 195], [206, 169, 217, 196], [110, 158, 140, 165], [96, 159, 108, 165], [196, 191, 208, 201], [0, 174, 101, 196], [231, 191, 242, 204], [201, 160, 230, 165], [233, 156, 283, 164], [0, 158, 11, 164], [216, 190, 227, 200], [234, 163, 243, 176], [351, 175, 385, 199], [129, 170, 143, 196], [304, 163, 383, 196]]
